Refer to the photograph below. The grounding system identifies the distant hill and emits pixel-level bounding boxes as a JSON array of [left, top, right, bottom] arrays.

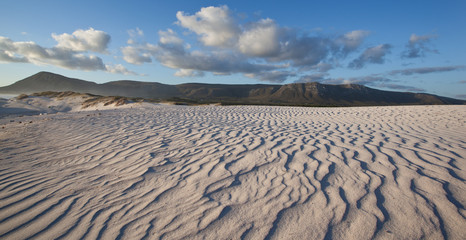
[[0, 71, 464, 106]]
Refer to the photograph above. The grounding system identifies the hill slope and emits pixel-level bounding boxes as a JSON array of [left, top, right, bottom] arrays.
[[0, 72, 464, 106]]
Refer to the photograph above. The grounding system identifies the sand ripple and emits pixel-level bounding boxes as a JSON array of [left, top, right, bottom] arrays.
[[0, 105, 465, 239]]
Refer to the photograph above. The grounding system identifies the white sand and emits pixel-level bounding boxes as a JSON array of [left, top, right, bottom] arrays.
[[0, 104, 465, 239], [0, 95, 146, 117]]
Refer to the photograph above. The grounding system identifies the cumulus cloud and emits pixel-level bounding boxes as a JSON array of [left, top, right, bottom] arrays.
[[1, 29, 139, 75], [174, 69, 205, 77], [238, 18, 280, 57], [105, 64, 138, 75], [0, 37, 29, 63], [158, 29, 184, 45], [389, 65, 465, 75], [402, 33, 438, 58], [0, 51, 28, 63], [119, 6, 384, 83], [50, 52, 105, 71], [121, 45, 153, 65], [151, 5, 372, 82], [147, 27, 333, 81], [153, 39, 280, 80], [348, 44, 392, 69], [121, 28, 160, 65], [0, 36, 106, 71], [176, 5, 240, 47], [119, 27, 290, 81], [52, 28, 110, 53]]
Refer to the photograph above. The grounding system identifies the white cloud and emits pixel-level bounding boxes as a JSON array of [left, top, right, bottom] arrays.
[[52, 52, 105, 71], [158, 29, 183, 45], [122, 27, 159, 65], [52, 28, 110, 53], [154, 40, 277, 76], [0, 50, 29, 63], [105, 64, 138, 75], [153, 6, 377, 82], [0, 30, 139, 75], [0, 36, 106, 71], [0, 37, 30, 62], [174, 6, 366, 69], [174, 68, 205, 77], [117, 6, 389, 83], [121, 45, 153, 65], [238, 18, 280, 57], [176, 5, 240, 47]]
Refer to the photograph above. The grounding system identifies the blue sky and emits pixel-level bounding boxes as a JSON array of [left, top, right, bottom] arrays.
[[1, 0, 465, 99]]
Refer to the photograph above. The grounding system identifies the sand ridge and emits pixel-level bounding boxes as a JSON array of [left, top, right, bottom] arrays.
[[0, 105, 465, 239]]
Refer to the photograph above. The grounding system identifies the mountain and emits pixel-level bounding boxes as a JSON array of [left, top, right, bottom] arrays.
[[0, 71, 464, 106], [0, 72, 99, 94]]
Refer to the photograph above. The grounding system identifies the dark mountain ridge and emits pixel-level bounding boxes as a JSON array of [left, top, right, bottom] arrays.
[[0, 71, 464, 106]]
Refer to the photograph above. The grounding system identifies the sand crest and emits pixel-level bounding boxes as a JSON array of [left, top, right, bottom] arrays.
[[0, 105, 465, 239]]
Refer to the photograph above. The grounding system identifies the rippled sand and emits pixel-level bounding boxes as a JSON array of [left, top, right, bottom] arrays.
[[0, 105, 465, 239]]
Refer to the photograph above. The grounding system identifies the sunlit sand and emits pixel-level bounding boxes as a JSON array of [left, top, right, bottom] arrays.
[[0, 101, 465, 239]]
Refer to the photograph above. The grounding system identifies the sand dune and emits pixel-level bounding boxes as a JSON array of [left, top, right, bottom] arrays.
[[0, 105, 465, 239], [0, 92, 143, 117]]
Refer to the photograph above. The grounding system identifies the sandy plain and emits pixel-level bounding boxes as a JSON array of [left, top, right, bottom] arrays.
[[0, 103, 465, 239]]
